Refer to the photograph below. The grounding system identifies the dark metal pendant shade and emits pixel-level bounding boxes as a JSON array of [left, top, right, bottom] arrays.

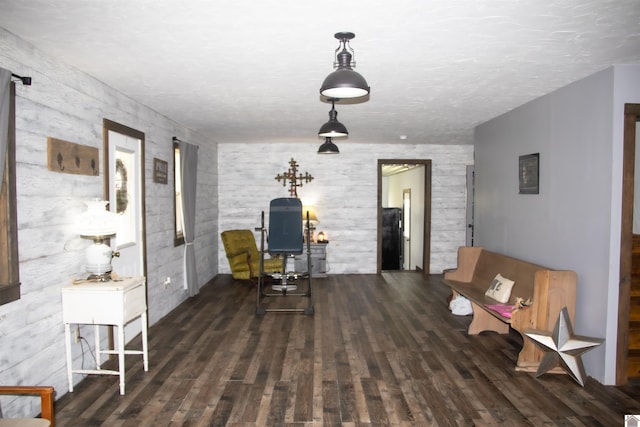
[[318, 137, 340, 154], [318, 100, 348, 137], [320, 69, 369, 99], [320, 32, 370, 99]]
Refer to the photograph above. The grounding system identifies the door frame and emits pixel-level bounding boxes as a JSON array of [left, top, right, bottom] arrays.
[[377, 159, 431, 275], [103, 119, 148, 357], [103, 119, 148, 281], [466, 165, 475, 246], [618, 103, 640, 384]]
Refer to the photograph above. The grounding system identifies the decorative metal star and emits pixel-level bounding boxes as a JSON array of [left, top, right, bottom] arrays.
[[524, 307, 604, 386]]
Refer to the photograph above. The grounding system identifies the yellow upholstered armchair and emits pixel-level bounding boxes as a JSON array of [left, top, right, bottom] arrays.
[[221, 230, 282, 280], [0, 385, 55, 426]]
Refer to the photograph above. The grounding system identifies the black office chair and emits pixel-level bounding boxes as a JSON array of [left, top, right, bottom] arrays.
[[255, 197, 314, 315]]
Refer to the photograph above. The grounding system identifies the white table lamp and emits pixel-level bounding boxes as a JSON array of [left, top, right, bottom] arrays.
[[78, 200, 121, 281]]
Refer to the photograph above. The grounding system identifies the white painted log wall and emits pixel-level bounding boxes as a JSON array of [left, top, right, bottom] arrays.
[[218, 143, 473, 275], [0, 28, 218, 417], [0, 24, 473, 419]]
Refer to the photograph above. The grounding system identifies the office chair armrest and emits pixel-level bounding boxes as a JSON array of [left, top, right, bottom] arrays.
[[0, 386, 54, 426]]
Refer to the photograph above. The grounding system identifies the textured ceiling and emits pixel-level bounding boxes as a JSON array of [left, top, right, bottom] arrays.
[[1, 0, 639, 146]]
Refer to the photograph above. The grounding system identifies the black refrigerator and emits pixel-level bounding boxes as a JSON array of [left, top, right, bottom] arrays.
[[382, 208, 402, 270]]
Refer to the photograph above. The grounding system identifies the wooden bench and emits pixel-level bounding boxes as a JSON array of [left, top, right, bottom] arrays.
[[443, 246, 577, 372]]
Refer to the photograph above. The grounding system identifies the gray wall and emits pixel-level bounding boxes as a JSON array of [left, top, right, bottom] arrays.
[[218, 144, 473, 275], [0, 28, 219, 417], [474, 65, 640, 384]]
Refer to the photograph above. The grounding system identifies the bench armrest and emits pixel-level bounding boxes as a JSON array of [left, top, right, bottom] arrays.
[[0, 386, 54, 426], [444, 246, 483, 282]]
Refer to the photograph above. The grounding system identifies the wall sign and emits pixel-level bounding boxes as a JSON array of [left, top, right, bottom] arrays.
[[519, 153, 539, 194], [153, 158, 168, 184]]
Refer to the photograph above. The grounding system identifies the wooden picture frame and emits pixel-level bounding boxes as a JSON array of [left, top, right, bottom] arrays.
[[519, 153, 539, 194], [153, 158, 168, 184]]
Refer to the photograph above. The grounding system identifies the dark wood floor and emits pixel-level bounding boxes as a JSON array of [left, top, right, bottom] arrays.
[[54, 272, 640, 426]]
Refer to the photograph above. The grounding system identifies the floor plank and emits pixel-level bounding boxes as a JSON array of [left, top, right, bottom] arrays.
[[54, 272, 640, 426]]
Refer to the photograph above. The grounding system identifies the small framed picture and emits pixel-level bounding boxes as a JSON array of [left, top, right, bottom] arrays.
[[519, 153, 539, 194], [153, 158, 168, 184]]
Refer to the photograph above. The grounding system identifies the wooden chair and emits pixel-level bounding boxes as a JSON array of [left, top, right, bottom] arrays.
[[221, 229, 282, 280], [0, 386, 54, 427]]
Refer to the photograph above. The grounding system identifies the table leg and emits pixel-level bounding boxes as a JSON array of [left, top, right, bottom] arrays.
[[117, 324, 126, 395], [94, 324, 101, 369], [141, 314, 149, 371], [64, 323, 74, 392]]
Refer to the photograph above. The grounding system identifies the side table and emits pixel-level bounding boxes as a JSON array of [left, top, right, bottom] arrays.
[[294, 242, 328, 277], [61, 276, 148, 395]]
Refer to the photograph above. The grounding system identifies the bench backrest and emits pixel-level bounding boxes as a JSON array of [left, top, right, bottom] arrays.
[[472, 250, 546, 303]]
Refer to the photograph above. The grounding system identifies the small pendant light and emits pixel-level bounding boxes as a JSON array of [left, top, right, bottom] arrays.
[[318, 137, 340, 154], [318, 99, 348, 138]]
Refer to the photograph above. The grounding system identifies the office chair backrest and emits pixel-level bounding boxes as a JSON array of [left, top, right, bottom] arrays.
[[268, 197, 303, 254]]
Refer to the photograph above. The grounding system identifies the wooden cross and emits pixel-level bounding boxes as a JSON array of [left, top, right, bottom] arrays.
[[275, 158, 314, 197]]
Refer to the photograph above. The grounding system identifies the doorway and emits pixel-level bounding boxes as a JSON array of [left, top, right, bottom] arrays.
[[403, 189, 411, 269], [377, 159, 431, 275], [618, 103, 640, 384]]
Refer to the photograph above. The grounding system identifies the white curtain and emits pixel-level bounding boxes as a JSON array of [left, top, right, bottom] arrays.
[[0, 69, 11, 183], [179, 141, 199, 296]]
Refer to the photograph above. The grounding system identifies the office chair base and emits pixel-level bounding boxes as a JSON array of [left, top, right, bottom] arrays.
[[256, 306, 314, 315], [271, 284, 297, 292], [262, 290, 310, 297]]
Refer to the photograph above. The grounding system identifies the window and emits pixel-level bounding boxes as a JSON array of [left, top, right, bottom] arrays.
[[0, 81, 19, 305], [174, 140, 184, 246]]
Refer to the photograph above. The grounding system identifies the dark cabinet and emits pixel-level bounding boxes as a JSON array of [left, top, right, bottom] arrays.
[[382, 208, 402, 270]]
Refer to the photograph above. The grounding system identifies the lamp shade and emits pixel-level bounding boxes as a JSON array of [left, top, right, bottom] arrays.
[[302, 206, 319, 224], [318, 137, 340, 154], [77, 200, 120, 237], [320, 68, 370, 99]]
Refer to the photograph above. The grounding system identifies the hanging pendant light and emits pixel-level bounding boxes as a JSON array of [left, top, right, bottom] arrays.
[[320, 32, 370, 99], [318, 137, 340, 154], [318, 99, 348, 138]]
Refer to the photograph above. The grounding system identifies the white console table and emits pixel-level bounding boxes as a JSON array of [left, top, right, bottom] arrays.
[[62, 276, 148, 395]]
